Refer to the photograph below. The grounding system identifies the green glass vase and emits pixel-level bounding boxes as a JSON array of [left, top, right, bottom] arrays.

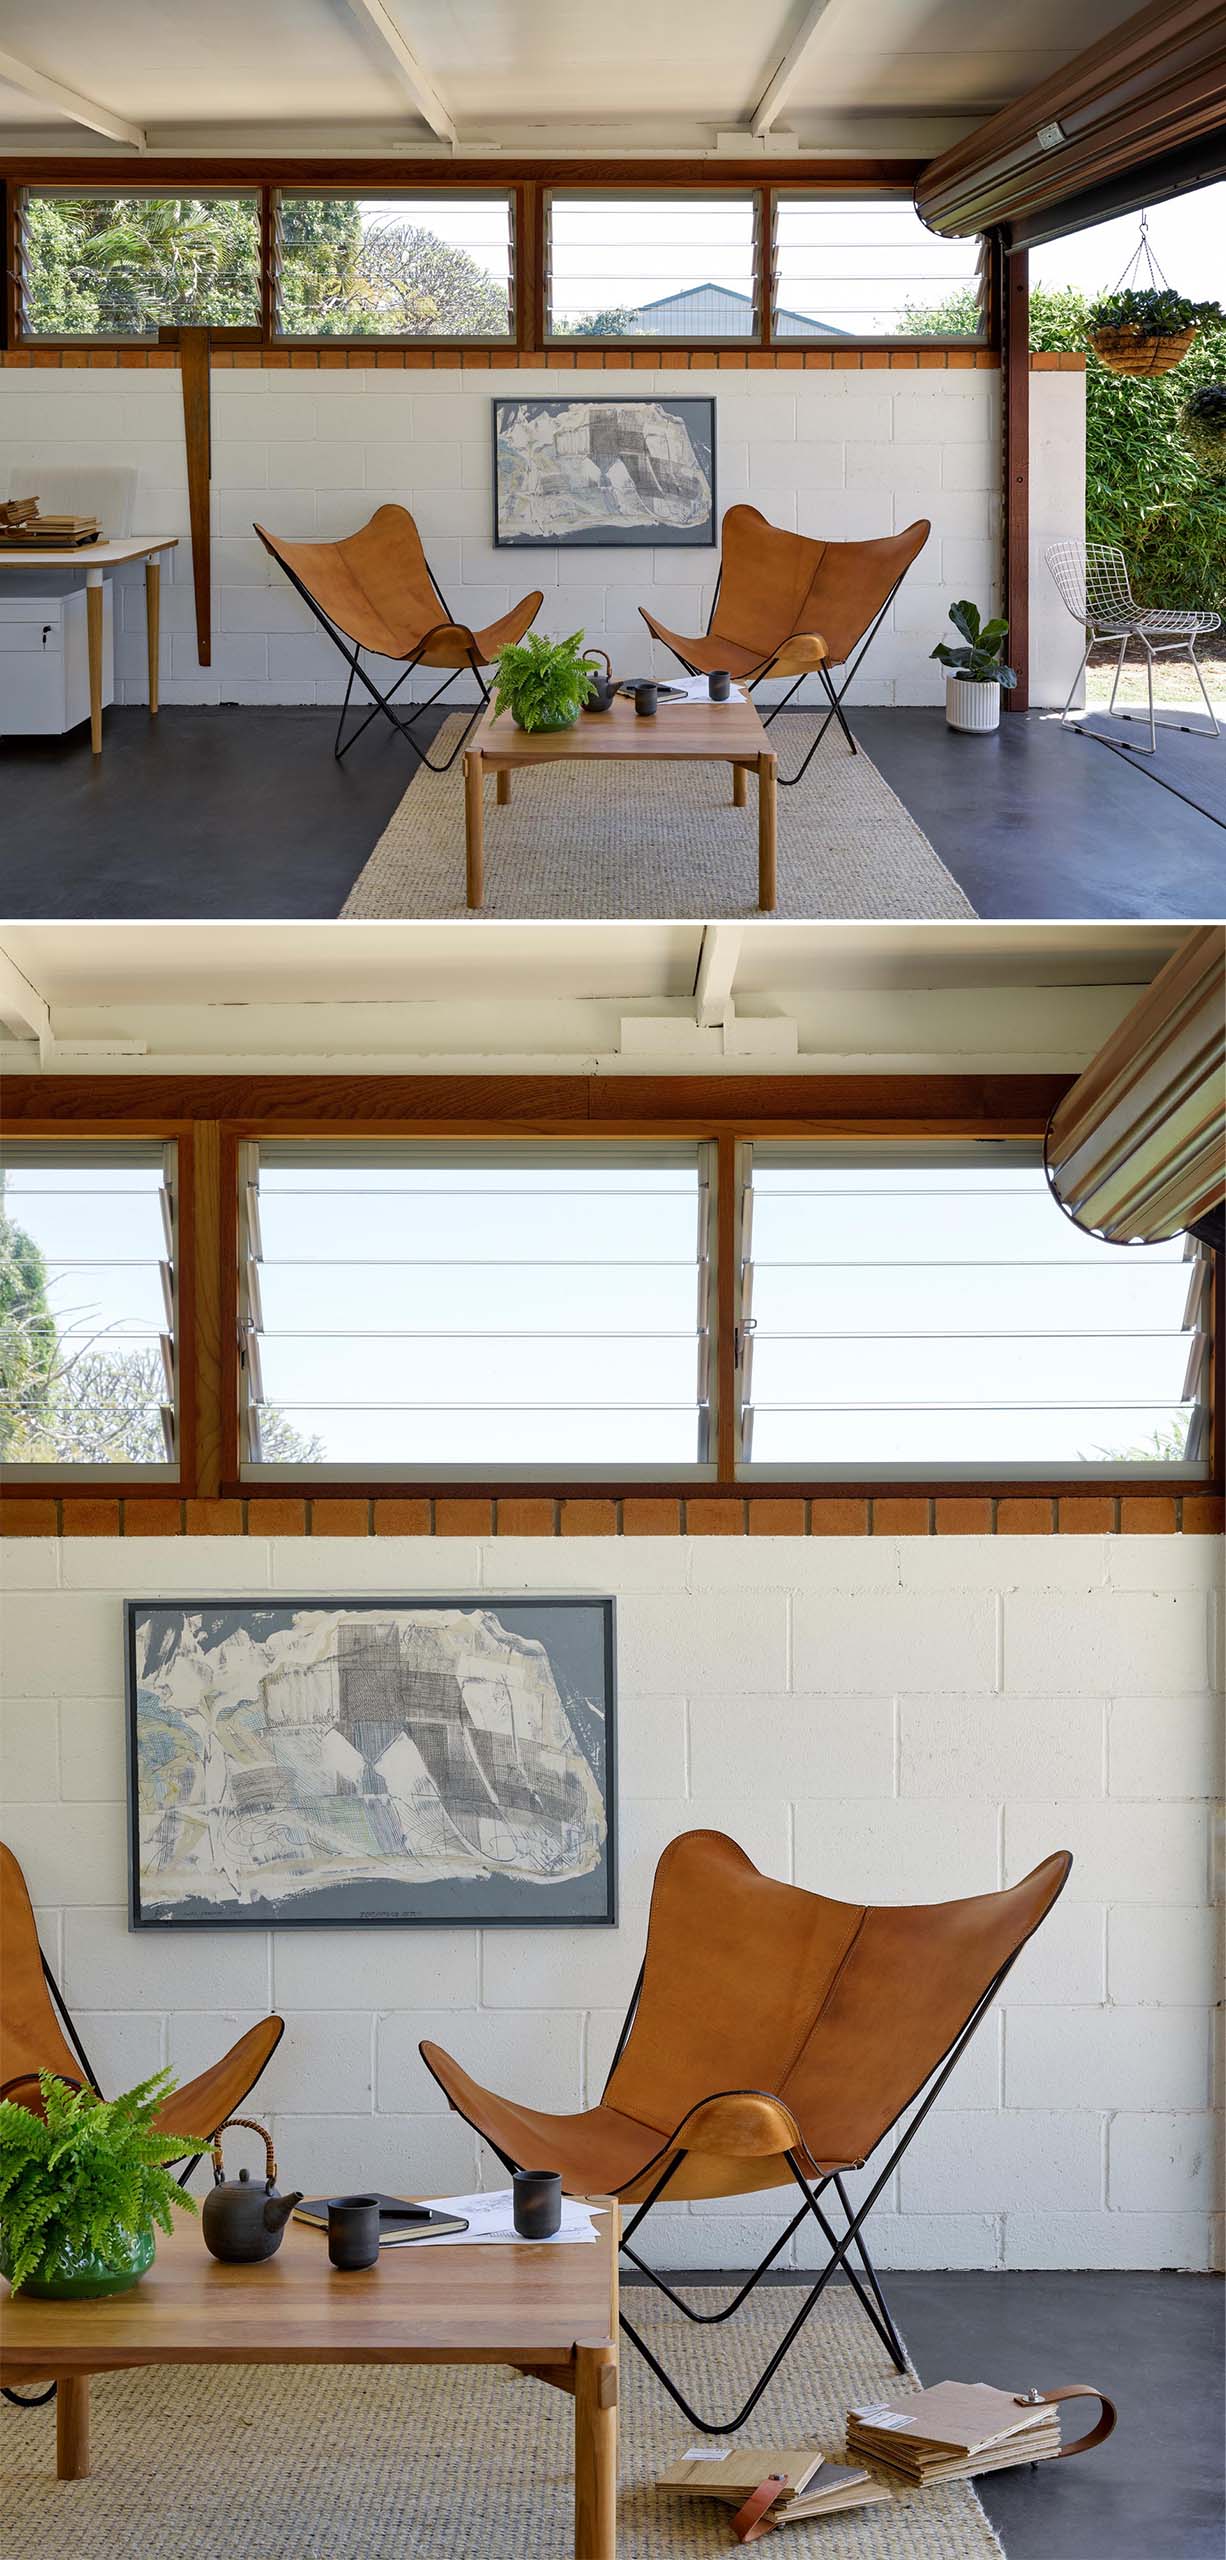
[[1, 2222, 155, 2300]]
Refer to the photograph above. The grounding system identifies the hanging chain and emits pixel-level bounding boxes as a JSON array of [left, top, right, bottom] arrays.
[[1110, 208, 1172, 298]]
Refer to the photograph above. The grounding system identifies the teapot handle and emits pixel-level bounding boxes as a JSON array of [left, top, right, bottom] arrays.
[[211, 2116, 278, 2192], [581, 646, 612, 679]]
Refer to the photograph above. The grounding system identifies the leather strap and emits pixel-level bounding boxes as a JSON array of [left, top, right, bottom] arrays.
[[1016, 2385, 1118, 2458], [731, 2476, 787, 2543]]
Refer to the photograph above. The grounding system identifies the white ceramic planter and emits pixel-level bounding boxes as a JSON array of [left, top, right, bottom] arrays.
[[945, 675, 1001, 733]]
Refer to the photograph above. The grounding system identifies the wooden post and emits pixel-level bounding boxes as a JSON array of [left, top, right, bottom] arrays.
[[190, 1122, 225, 1499], [1000, 234, 1030, 713], [573, 2343, 617, 2560], [161, 324, 213, 670], [56, 2375, 90, 2480]]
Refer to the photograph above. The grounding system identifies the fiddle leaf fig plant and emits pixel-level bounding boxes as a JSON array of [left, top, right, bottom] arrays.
[[492, 628, 596, 731], [931, 599, 1017, 688], [0, 2071, 202, 2293]]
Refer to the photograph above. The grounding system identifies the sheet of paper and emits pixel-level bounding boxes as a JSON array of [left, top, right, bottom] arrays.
[[655, 673, 744, 705], [417, 2188, 600, 2245]]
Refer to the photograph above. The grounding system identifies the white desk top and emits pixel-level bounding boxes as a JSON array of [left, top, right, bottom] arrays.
[[0, 536, 178, 569]]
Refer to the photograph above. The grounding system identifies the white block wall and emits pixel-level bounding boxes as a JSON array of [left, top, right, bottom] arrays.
[[0, 365, 1078, 712], [2, 1528, 1218, 2272], [1029, 371, 1088, 710]]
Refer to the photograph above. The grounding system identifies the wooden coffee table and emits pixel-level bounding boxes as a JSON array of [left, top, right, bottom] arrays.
[[463, 688, 779, 912], [1, 2202, 619, 2558]]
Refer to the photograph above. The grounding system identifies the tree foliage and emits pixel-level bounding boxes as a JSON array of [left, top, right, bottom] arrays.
[[903, 282, 1226, 613], [25, 191, 509, 340]]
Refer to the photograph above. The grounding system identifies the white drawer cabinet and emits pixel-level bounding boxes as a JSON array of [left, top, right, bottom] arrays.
[[0, 588, 114, 736]]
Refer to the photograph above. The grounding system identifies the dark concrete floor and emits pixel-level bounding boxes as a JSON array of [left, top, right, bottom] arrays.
[[625, 2270, 1224, 2560], [1, 702, 1221, 920]]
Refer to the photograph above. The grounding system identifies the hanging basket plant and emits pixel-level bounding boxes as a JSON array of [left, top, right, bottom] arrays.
[[1086, 287, 1222, 377], [1180, 382, 1226, 481]]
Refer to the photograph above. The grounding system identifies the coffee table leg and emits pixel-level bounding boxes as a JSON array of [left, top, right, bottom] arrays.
[[574, 2343, 617, 2560], [57, 2375, 90, 2479], [465, 752, 485, 909], [732, 761, 748, 808], [758, 752, 777, 911], [496, 768, 511, 807]]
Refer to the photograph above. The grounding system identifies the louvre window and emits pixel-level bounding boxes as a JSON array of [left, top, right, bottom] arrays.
[[546, 194, 758, 340], [0, 1143, 177, 1471], [738, 1145, 1210, 1476], [274, 193, 514, 339], [772, 196, 986, 341], [240, 1142, 714, 1475], [20, 191, 261, 338]]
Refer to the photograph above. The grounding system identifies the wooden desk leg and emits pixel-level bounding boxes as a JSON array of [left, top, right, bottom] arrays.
[[465, 753, 485, 909], [496, 768, 511, 807], [574, 2344, 617, 2560], [57, 2375, 90, 2479], [732, 760, 748, 809], [85, 571, 104, 757], [758, 752, 778, 912], [145, 558, 161, 714]]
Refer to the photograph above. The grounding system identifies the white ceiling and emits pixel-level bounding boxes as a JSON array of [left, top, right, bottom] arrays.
[[0, 921, 1186, 1078], [0, 0, 1145, 158]]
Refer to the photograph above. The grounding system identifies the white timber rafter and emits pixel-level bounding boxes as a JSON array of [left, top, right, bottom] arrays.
[[0, 44, 146, 149], [751, 0, 842, 139], [336, 0, 458, 146]]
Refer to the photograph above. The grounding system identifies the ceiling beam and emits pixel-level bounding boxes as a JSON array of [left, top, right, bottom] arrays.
[[751, 0, 842, 139], [337, 0, 457, 146], [694, 926, 743, 1031], [0, 946, 53, 1060], [0, 45, 146, 149]]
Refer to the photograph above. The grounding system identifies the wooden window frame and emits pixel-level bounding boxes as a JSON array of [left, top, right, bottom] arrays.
[[768, 189, 990, 352], [3, 1075, 1218, 1503], [0, 160, 993, 358]]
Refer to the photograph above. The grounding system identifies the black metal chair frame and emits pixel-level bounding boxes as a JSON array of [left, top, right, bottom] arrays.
[[488, 1951, 1015, 2435], [3, 1954, 207, 2413], [660, 563, 913, 787], [269, 552, 491, 770]]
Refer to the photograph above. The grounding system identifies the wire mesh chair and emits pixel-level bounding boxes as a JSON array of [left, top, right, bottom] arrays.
[[1046, 540, 1221, 755]]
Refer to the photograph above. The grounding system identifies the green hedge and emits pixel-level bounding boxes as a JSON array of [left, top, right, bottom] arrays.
[[1029, 287, 1225, 615]]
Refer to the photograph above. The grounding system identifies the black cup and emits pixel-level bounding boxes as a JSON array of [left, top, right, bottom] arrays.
[[708, 669, 731, 702], [513, 2170, 562, 2239], [328, 2195, 380, 2270], [633, 682, 658, 719]]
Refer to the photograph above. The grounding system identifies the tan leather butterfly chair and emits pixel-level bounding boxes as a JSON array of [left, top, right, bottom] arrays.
[[255, 503, 543, 768], [640, 505, 930, 782], [0, 1841, 282, 2171], [422, 1829, 1070, 2432]]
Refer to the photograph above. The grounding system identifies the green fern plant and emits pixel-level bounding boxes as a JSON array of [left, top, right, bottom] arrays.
[[492, 628, 595, 731], [0, 2071, 202, 2292]]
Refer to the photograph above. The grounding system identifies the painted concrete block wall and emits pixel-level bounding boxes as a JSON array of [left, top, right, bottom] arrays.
[[1029, 372, 1088, 710], [0, 367, 1077, 712], [2, 1529, 1219, 2272]]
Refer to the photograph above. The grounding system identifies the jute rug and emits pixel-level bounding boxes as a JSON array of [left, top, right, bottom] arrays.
[[340, 714, 974, 919], [2, 2288, 1004, 2560]]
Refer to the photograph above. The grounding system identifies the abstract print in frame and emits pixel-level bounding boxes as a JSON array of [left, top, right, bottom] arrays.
[[126, 1596, 615, 1928], [493, 395, 716, 547]]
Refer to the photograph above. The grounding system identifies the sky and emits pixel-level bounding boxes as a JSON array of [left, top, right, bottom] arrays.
[[1030, 185, 1226, 303]]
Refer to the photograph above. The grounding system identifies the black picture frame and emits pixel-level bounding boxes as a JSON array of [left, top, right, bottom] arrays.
[[125, 1595, 617, 1930], [492, 394, 717, 548]]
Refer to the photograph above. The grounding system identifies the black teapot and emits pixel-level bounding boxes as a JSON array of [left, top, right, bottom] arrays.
[[581, 646, 617, 713], [201, 2118, 303, 2264]]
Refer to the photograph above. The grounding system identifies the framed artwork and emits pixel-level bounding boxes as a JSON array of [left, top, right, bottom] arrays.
[[126, 1596, 616, 1929], [493, 395, 716, 547]]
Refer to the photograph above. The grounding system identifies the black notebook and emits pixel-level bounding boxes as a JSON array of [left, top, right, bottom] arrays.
[[293, 2194, 469, 2245]]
